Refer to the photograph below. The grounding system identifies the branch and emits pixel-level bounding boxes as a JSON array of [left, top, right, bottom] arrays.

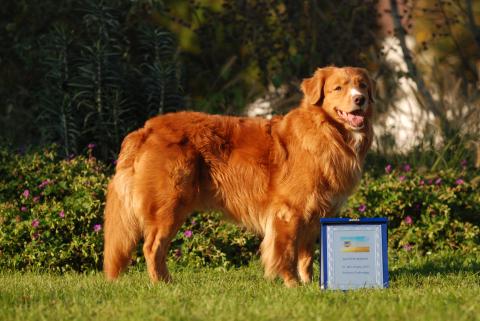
[[465, 0, 480, 49]]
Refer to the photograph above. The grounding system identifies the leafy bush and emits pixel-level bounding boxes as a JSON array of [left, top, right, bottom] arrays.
[[0, 146, 258, 272], [1, 146, 478, 272], [0, 146, 108, 272], [167, 212, 259, 270], [344, 162, 480, 254]]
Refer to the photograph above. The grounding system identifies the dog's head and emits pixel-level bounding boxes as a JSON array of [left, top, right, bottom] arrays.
[[301, 66, 375, 131]]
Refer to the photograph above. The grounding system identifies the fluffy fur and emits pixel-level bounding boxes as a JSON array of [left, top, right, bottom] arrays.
[[103, 66, 375, 287]]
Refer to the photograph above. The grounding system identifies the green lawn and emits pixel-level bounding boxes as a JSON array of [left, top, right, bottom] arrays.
[[1, 253, 479, 321]]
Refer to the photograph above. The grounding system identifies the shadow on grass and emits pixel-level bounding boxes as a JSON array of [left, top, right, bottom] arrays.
[[390, 253, 480, 280]]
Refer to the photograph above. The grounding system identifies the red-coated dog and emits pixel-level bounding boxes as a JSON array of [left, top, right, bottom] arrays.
[[103, 66, 375, 287]]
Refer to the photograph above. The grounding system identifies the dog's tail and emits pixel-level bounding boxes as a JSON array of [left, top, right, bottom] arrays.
[[103, 128, 147, 280]]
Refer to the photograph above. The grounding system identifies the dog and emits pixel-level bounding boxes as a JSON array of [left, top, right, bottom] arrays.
[[103, 66, 375, 287]]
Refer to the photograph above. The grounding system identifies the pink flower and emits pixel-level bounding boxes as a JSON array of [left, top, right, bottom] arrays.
[[404, 216, 413, 225], [38, 179, 51, 189], [419, 180, 425, 186], [59, 210, 65, 218], [403, 164, 411, 172], [399, 175, 406, 182], [32, 232, 40, 240], [358, 204, 367, 213], [455, 179, 464, 185], [403, 243, 413, 251], [93, 224, 102, 232], [184, 230, 193, 238], [20, 206, 27, 212], [22, 189, 30, 198], [385, 164, 392, 174], [33, 196, 40, 203], [435, 178, 442, 185], [460, 159, 467, 167], [87, 143, 96, 149], [31, 219, 40, 228]]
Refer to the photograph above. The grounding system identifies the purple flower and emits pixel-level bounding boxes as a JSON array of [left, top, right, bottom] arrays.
[[38, 179, 51, 189], [59, 210, 65, 218], [404, 216, 413, 225], [87, 143, 96, 149], [20, 206, 27, 212], [358, 204, 367, 213], [403, 243, 413, 251], [399, 175, 406, 182], [184, 230, 193, 238], [93, 224, 102, 232], [33, 196, 40, 203], [455, 179, 465, 185], [31, 219, 40, 228], [427, 179, 433, 185], [419, 179, 425, 186], [403, 164, 411, 172], [191, 220, 197, 226], [22, 189, 30, 198], [435, 178, 442, 185], [32, 232, 40, 240], [460, 159, 467, 167], [385, 164, 392, 174]]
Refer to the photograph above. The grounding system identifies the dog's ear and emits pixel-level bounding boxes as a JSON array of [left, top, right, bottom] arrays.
[[301, 68, 328, 106], [357, 67, 376, 104]]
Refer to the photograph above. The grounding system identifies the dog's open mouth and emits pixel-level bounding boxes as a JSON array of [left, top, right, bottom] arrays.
[[335, 108, 365, 129]]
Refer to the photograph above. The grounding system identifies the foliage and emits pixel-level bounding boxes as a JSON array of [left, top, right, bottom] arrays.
[[0, 145, 109, 272], [344, 162, 480, 254], [1, 0, 184, 160], [167, 0, 380, 114], [0, 146, 478, 272], [0, 0, 380, 154], [167, 212, 260, 270], [0, 146, 258, 272]]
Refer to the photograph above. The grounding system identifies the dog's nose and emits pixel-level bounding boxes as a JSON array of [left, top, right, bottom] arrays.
[[353, 95, 366, 107]]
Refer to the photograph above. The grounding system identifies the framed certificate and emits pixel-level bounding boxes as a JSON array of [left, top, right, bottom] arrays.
[[320, 218, 389, 290]]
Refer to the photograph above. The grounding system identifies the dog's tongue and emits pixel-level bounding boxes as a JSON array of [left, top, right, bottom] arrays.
[[347, 113, 364, 127]]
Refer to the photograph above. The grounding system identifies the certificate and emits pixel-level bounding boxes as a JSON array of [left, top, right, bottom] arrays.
[[320, 218, 389, 290]]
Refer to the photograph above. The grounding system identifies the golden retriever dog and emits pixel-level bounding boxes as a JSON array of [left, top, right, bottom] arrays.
[[103, 66, 375, 287]]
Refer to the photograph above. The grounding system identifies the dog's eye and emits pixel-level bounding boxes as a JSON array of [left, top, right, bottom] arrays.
[[359, 82, 368, 89], [334, 86, 342, 91]]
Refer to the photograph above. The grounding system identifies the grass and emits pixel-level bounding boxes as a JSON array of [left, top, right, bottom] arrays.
[[1, 253, 479, 321]]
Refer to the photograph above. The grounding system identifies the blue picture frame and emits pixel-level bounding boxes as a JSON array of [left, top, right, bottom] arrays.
[[320, 218, 389, 290]]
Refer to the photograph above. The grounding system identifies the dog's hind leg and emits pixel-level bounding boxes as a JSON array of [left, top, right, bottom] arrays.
[[103, 180, 141, 280], [142, 204, 189, 283]]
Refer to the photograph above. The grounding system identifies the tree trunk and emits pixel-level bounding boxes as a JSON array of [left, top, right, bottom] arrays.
[[389, 0, 451, 137]]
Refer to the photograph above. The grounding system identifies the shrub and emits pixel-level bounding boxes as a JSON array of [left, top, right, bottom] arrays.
[[0, 146, 478, 272], [167, 212, 259, 270], [0, 146, 259, 272], [0, 145, 109, 272], [343, 163, 480, 254]]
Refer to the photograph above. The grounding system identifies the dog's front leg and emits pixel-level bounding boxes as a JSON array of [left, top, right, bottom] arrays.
[[261, 207, 301, 287], [297, 219, 320, 284]]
